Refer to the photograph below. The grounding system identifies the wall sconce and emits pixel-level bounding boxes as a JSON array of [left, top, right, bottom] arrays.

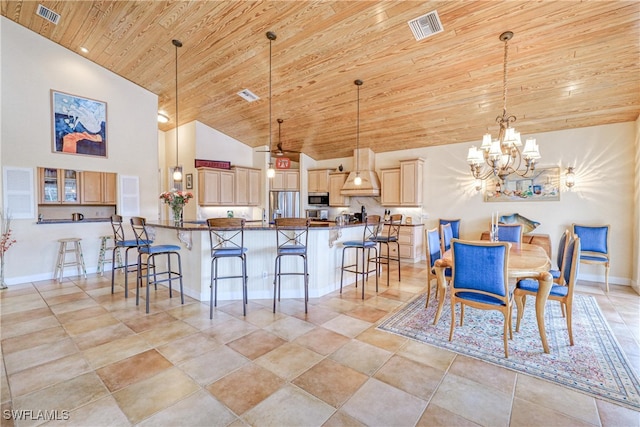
[[565, 167, 576, 188]]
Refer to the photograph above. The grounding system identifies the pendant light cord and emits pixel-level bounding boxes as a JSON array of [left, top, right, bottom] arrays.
[[172, 39, 182, 172]]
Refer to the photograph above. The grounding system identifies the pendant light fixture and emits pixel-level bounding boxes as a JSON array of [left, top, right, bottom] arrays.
[[266, 31, 277, 179], [354, 79, 363, 186], [172, 39, 183, 182]]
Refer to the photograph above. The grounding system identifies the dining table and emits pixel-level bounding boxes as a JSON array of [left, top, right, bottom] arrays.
[[433, 241, 554, 353]]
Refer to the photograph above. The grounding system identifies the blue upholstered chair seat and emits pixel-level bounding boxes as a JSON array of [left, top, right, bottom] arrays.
[[454, 291, 510, 306], [549, 269, 561, 279], [517, 279, 569, 298], [343, 240, 377, 248], [371, 236, 397, 243], [117, 239, 150, 247], [212, 247, 247, 257], [139, 244, 181, 254], [278, 245, 307, 255], [581, 254, 608, 263]]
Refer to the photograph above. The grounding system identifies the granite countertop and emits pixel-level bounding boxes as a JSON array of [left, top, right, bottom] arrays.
[[146, 220, 369, 231], [37, 218, 111, 224]]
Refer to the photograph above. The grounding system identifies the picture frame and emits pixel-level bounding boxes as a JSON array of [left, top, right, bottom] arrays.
[[185, 173, 193, 190], [484, 166, 560, 202], [51, 90, 107, 157]]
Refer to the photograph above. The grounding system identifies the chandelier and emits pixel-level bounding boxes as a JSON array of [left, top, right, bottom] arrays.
[[466, 31, 541, 184]]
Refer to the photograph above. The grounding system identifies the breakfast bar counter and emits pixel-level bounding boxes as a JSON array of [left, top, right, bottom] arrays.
[[144, 220, 375, 302]]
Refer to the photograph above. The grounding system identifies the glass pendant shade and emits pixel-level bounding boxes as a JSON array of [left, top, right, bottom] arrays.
[[267, 165, 275, 178], [173, 166, 183, 182]]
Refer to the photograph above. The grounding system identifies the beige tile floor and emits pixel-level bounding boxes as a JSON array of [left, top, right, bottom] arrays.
[[1, 262, 639, 426]]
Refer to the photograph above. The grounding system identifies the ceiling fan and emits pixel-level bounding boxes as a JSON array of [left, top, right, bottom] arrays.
[[258, 118, 301, 160]]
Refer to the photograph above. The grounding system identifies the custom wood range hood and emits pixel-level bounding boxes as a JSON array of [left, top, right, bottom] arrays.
[[341, 148, 381, 197]]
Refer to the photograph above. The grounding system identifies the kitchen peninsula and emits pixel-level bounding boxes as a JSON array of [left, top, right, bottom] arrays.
[[145, 220, 386, 302]]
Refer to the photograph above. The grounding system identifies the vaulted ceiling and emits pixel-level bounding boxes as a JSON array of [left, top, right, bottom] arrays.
[[3, 1, 639, 160]]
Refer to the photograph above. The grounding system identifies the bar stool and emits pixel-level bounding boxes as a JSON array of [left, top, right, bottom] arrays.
[[340, 215, 382, 299], [273, 218, 310, 313], [130, 216, 183, 313], [370, 214, 402, 284], [110, 214, 150, 298], [207, 218, 248, 318], [54, 238, 87, 282], [97, 235, 123, 276]]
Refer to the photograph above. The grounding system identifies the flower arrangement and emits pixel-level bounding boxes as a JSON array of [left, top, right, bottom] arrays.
[[160, 190, 193, 222]]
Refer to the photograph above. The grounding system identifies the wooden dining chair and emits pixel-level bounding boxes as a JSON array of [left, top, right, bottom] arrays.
[[550, 229, 571, 285], [440, 222, 454, 254], [439, 218, 461, 239], [514, 236, 581, 346], [424, 227, 450, 308], [449, 239, 513, 358], [572, 224, 609, 292], [497, 223, 523, 243]]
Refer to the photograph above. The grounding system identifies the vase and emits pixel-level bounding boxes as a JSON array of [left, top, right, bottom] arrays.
[[171, 205, 183, 224], [0, 254, 7, 290]]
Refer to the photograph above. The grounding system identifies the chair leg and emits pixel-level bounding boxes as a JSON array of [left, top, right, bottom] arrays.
[[425, 277, 432, 308], [373, 247, 379, 293], [566, 302, 574, 346], [242, 255, 247, 316], [514, 293, 526, 332], [177, 252, 184, 305], [340, 248, 346, 293], [210, 258, 216, 319], [146, 255, 152, 314], [303, 254, 308, 314], [273, 256, 279, 313], [396, 241, 401, 282], [448, 300, 456, 342], [604, 263, 610, 293], [135, 254, 142, 307], [361, 247, 366, 299], [503, 311, 510, 358]]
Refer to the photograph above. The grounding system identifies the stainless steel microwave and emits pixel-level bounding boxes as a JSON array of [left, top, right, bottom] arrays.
[[308, 193, 329, 206]]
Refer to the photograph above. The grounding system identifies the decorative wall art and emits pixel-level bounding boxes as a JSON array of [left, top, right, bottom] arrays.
[[484, 167, 560, 202], [51, 90, 107, 157], [185, 173, 193, 190]]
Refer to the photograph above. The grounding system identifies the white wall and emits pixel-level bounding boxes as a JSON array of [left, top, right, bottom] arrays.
[[1, 17, 159, 283]]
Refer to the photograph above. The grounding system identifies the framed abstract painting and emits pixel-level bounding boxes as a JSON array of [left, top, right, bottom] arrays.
[[51, 90, 107, 157]]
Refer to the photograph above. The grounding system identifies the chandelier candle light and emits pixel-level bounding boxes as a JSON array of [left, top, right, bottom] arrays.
[[467, 31, 541, 187]]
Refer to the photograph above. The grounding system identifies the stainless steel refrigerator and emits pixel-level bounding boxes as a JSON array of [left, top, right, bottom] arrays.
[[269, 191, 300, 221]]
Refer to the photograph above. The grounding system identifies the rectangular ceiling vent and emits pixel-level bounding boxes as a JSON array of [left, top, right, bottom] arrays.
[[237, 89, 260, 103], [36, 4, 60, 25], [408, 10, 443, 41]]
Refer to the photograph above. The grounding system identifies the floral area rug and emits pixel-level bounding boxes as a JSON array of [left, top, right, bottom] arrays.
[[377, 293, 640, 410]]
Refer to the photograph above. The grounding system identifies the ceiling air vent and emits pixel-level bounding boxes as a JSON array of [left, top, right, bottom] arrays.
[[408, 10, 443, 41], [36, 4, 60, 25], [237, 89, 260, 103]]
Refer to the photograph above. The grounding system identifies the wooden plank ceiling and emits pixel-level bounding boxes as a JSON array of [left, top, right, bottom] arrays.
[[3, 1, 639, 160]]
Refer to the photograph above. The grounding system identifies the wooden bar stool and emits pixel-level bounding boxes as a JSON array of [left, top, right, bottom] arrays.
[[207, 218, 248, 317], [371, 214, 402, 284], [340, 215, 382, 299], [97, 234, 123, 276], [273, 218, 311, 313], [54, 238, 87, 282], [131, 216, 183, 313]]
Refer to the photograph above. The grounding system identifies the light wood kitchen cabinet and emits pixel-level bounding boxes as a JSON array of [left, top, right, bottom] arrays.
[[329, 172, 350, 207], [379, 224, 424, 263], [380, 158, 424, 207], [39, 167, 81, 204], [400, 158, 424, 206], [308, 169, 332, 193], [233, 166, 261, 206], [271, 170, 299, 191], [198, 168, 235, 206], [81, 171, 117, 205], [380, 168, 401, 206]]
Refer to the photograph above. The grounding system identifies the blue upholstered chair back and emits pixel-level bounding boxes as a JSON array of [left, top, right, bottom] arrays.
[[497, 224, 522, 243], [452, 240, 509, 298], [440, 223, 454, 253], [556, 230, 568, 269], [563, 236, 581, 286], [426, 228, 441, 268], [573, 224, 608, 254], [439, 219, 460, 239]]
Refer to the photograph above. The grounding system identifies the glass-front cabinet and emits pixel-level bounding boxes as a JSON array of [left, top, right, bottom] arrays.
[[39, 168, 80, 204]]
